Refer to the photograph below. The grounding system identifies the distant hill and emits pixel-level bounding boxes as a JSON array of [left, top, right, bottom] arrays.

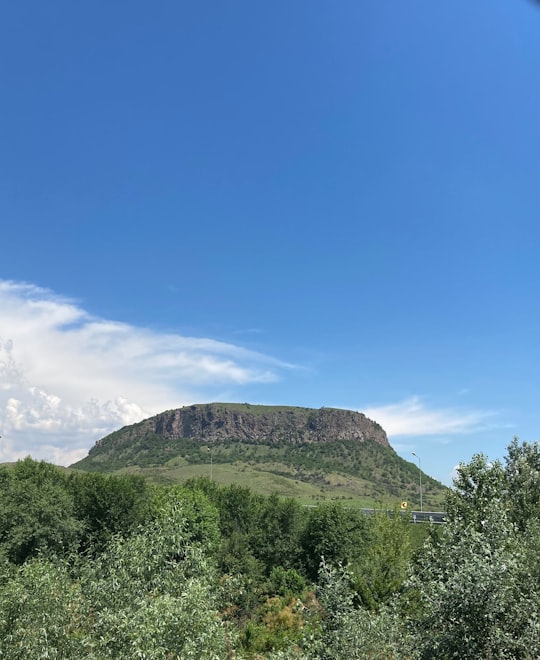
[[71, 403, 447, 508]]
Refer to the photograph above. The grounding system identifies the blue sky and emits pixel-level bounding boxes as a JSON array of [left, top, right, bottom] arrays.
[[1, 1, 539, 484]]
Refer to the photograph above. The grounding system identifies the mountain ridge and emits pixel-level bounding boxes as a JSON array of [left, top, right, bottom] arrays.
[[96, 402, 388, 447], [71, 403, 446, 507]]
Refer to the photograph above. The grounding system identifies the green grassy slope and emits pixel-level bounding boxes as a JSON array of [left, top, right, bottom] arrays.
[[74, 433, 446, 509]]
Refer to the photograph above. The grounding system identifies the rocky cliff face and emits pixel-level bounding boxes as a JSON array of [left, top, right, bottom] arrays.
[[89, 403, 389, 453]]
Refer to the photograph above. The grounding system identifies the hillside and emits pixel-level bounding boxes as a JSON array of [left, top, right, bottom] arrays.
[[72, 403, 446, 508]]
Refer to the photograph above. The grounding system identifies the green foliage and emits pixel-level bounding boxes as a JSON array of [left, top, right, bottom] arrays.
[[445, 453, 507, 528], [408, 516, 540, 658], [240, 594, 308, 655], [301, 560, 409, 659], [352, 506, 412, 610], [0, 458, 82, 563], [0, 459, 156, 562], [300, 502, 368, 580], [0, 558, 91, 659], [79, 490, 231, 658], [80, 546, 229, 658], [505, 437, 540, 529], [214, 482, 265, 538], [66, 470, 151, 552], [210, 483, 267, 579], [0, 495, 232, 659], [13, 441, 540, 658], [252, 494, 306, 573], [150, 484, 221, 555], [267, 566, 307, 598], [407, 440, 540, 658]]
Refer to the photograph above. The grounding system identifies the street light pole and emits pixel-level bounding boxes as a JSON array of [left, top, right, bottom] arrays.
[[412, 452, 423, 512]]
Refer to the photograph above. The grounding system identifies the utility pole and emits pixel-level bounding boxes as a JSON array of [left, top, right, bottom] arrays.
[[412, 452, 423, 512], [208, 446, 213, 481]]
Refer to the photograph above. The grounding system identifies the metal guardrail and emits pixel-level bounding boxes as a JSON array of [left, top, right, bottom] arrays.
[[410, 511, 446, 524], [301, 505, 448, 523], [361, 509, 447, 523]]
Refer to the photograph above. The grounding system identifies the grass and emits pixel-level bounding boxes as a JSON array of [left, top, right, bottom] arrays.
[[115, 460, 447, 510], [73, 404, 448, 510], [174, 402, 324, 417]]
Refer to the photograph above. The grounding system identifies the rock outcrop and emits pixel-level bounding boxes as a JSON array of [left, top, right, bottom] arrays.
[[85, 402, 389, 458]]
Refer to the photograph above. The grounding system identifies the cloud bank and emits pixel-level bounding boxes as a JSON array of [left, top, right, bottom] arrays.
[[362, 396, 494, 437], [0, 281, 289, 465]]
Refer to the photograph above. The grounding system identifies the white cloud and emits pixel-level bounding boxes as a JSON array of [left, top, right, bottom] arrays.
[[0, 280, 291, 465], [362, 396, 494, 437]]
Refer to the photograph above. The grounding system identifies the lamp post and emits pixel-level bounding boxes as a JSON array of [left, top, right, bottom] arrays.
[[208, 447, 213, 481], [412, 452, 423, 512]]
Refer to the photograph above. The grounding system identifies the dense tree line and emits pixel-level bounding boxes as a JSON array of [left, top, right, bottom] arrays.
[[2, 439, 540, 657]]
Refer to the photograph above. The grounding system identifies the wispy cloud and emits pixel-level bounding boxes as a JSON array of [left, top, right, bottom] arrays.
[[0, 280, 291, 465], [362, 396, 495, 437]]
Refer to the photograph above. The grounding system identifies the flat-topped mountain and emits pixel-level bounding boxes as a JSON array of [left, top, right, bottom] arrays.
[[72, 403, 446, 508], [107, 402, 387, 445]]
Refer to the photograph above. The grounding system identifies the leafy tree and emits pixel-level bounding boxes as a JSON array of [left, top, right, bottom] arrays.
[[67, 470, 151, 553], [240, 593, 309, 656], [505, 436, 540, 529], [252, 494, 306, 573], [300, 502, 368, 580], [407, 442, 540, 658], [0, 476, 232, 659], [0, 557, 91, 658], [445, 453, 507, 528], [79, 488, 232, 658], [301, 560, 409, 660], [352, 506, 412, 611], [408, 510, 540, 658], [0, 458, 81, 563], [267, 565, 307, 598], [215, 482, 265, 538], [150, 484, 221, 555]]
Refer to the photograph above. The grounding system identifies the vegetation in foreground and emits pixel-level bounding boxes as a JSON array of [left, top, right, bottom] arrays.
[[1, 437, 540, 657]]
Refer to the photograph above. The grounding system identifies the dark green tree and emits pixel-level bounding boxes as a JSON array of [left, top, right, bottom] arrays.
[[0, 458, 81, 563], [252, 493, 306, 573], [300, 502, 368, 580], [67, 470, 151, 552]]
